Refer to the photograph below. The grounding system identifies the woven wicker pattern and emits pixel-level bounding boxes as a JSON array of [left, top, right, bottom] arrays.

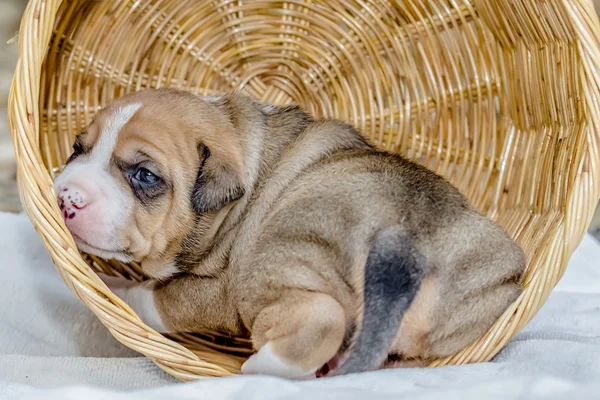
[[8, 0, 600, 380]]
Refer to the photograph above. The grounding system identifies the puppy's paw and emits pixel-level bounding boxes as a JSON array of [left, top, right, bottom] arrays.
[[241, 342, 317, 380], [96, 273, 166, 332]]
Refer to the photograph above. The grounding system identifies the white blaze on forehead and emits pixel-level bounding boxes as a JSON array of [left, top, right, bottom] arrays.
[[90, 103, 142, 166]]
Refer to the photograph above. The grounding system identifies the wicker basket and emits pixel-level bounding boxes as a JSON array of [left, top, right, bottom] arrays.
[[8, 0, 600, 381]]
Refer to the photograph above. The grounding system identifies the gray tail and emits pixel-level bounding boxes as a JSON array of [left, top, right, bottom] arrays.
[[334, 226, 423, 376]]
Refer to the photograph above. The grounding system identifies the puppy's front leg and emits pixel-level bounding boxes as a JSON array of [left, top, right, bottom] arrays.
[[99, 274, 167, 332], [100, 273, 238, 334]]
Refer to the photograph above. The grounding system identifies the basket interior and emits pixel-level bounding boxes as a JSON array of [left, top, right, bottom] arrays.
[[32, 0, 596, 372]]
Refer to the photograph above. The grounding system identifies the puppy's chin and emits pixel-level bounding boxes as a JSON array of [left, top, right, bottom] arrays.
[[72, 234, 133, 263]]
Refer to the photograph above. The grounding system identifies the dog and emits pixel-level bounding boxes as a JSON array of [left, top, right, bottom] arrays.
[[53, 88, 525, 379]]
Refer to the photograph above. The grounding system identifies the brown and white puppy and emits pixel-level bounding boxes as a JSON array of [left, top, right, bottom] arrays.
[[54, 88, 525, 379]]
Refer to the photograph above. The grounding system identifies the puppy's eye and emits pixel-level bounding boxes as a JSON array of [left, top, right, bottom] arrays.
[[133, 167, 159, 185], [127, 165, 167, 204]]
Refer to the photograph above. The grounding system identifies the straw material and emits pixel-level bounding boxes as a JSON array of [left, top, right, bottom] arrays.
[[8, 0, 600, 380]]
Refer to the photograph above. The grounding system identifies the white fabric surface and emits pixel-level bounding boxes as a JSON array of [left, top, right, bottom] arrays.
[[0, 211, 599, 399]]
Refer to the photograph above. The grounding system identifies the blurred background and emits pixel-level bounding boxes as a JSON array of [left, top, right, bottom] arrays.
[[0, 0, 598, 239], [0, 0, 24, 213]]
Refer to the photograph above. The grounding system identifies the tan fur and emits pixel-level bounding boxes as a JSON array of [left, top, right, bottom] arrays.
[[63, 88, 526, 377], [391, 275, 437, 359], [251, 291, 346, 371]]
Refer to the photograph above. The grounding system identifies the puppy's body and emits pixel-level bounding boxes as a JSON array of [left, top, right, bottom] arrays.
[[54, 89, 525, 378]]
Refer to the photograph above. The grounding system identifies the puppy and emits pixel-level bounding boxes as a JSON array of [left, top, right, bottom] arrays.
[[54, 88, 525, 378]]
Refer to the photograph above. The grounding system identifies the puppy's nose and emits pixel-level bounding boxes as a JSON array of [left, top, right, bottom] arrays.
[[58, 185, 90, 215]]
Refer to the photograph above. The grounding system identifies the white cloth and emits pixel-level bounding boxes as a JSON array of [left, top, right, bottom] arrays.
[[0, 211, 599, 399]]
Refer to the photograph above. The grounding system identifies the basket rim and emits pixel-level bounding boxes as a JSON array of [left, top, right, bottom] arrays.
[[7, 0, 600, 381]]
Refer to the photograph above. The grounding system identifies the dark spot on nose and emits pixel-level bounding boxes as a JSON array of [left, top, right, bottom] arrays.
[[68, 212, 76, 219], [63, 188, 67, 192], [68, 196, 71, 199]]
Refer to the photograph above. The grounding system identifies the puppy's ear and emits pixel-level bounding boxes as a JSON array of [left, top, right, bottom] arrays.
[[191, 143, 246, 213]]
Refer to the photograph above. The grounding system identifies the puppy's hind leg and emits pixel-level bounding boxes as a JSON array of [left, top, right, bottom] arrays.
[[421, 223, 525, 360], [424, 279, 522, 360], [241, 290, 346, 380]]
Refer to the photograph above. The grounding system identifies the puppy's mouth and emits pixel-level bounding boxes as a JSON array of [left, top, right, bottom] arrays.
[[71, 233, 133, 263]]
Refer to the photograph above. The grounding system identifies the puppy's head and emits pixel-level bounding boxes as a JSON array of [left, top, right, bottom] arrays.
[[54, 89, 248, 277]]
